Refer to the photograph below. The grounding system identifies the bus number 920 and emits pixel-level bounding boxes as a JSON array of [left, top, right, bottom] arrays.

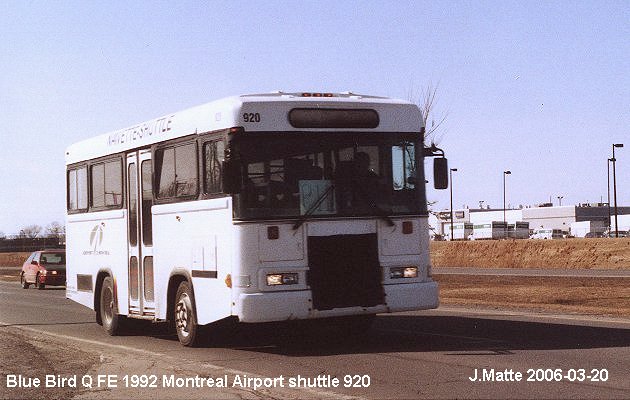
[[243, 112, 261, 123]]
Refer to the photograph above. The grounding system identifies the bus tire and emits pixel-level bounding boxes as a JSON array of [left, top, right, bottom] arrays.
[[100, 276, 122, 335], [21, 273, 30, 289], [174, 281, 201, 347]]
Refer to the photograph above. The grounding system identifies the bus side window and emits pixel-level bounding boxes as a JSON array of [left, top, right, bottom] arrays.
[[67, 166, 88, 212], [91, 163, 105, 208], [156, 148, 175, 198], [90, 159, 122, 209], [104, 160, 123, 206], [155, 142, 198, 200], [203, 140, 224, 194]]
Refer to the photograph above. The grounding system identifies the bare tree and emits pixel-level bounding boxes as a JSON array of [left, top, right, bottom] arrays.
[[0, 231, 5, 239], [19, 225, 42, 238], [407, 83, 449, 217], [45, 221, 65, 238], [409, 83, 448, 144]]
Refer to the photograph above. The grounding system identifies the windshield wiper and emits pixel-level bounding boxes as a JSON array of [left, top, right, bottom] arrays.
[[292, 184, 335, 230], [292, 182, 395, 230]]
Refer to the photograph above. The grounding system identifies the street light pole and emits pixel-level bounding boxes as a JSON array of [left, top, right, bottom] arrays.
[[612, 144, 624, 237], [449, 168, 458, 240], [503, 170, 511, 238], [557, 196, 563, 206], [607, 158, 612, 231]]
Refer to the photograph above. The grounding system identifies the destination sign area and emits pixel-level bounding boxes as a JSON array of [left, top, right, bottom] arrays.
[[108, 115, 174, 146]]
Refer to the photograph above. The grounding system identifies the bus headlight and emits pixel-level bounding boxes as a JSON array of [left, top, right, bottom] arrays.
[[266, 273, 299, 286], [390, 266, 418, 279]]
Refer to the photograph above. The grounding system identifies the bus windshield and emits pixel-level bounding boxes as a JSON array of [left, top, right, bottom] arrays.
[[231, 132, 427, 220]]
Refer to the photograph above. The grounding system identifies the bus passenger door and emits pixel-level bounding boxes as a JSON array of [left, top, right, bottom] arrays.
[[126, 153, 141, 314], [138, 150, 155, 315], [126, 150, 155, 317]]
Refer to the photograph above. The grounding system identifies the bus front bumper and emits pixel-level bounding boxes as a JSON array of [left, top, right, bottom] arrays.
[[236, 280, 439, 323]]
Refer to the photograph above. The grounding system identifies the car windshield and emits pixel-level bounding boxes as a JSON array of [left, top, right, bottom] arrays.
[[230, 132, 427, 221], [40, 253, 65, 265]]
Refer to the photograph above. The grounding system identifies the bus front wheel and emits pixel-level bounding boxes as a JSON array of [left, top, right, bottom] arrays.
[[174, 281, 201, 347], [100, 276, 122, 335]]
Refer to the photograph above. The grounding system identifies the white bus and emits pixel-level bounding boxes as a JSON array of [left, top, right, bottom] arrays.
[[65, 92, 448, 346]]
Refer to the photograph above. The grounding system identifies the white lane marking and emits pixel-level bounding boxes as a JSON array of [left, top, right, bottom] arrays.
[[0, 320, 366, 400], [434, 306, 630, 327], [433, 268, 630, 278], [1, 322, 167, 357]]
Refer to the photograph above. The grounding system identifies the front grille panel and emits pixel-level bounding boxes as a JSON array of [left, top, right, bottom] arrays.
[[307, 234, 384, 310]]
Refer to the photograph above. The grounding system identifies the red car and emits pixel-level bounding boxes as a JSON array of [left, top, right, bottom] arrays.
[[20, 250, 66, 289]]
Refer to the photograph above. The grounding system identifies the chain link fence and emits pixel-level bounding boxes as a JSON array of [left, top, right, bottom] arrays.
[[0, 235, 65, 253]]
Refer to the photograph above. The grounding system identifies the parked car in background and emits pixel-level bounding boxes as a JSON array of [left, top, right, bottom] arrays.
[[584, 231, 606, 238], [20, 250, 66, 289], [608, 230, 630, 238], [530, 229, 565, 240]]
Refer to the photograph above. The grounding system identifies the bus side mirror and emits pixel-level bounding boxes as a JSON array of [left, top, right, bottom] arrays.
[[222, 160, 242, 194], [434, 157, 448, 189]]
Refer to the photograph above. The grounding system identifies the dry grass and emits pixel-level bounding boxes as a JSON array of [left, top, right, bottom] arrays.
[[431, 238, 630, 270], [437, 274, 630, 317], [431, 238, 630, 317], [0, 252, 31, 267]]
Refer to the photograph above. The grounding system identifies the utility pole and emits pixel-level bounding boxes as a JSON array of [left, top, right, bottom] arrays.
[[612, 144, 624, 237], [503, 170, 511, 239], [449, 168, 458, 240], [607, 158, 612, 231]]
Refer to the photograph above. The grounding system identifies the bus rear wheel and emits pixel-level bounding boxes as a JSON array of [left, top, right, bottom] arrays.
[[174, 281, 201, 347], [100, 276, 123, 335]]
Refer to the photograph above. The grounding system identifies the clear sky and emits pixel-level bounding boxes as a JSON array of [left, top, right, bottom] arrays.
[[0, 1, 628, 234]]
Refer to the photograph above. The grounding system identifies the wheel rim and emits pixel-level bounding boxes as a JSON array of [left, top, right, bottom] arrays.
[[175, 293, 192, 338], [102, 285, 114, 325]]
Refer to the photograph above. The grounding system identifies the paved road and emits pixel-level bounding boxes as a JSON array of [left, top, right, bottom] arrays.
[[1, 281, 629, 399], [5, 266, 630, 278], [0, 266, 630, 279], [433, 267, 630, 278]]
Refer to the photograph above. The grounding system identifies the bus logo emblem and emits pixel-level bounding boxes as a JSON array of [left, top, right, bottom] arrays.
[[89, 224, 104, 252]]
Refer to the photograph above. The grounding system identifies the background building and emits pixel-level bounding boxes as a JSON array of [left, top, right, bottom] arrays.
[[432, 204, 630, 238]]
